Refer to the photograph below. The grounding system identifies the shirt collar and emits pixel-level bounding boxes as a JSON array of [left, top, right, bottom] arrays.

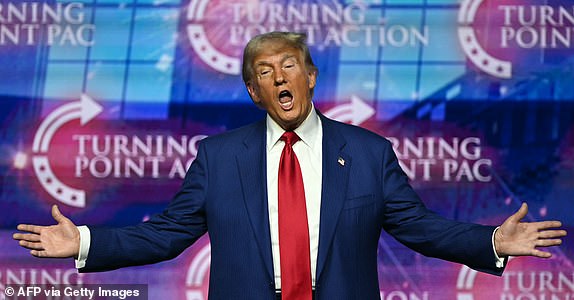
[[266, 104, 321, 151]]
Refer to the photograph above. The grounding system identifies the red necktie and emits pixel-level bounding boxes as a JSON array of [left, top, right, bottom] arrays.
[[278, 131, 312, 300]]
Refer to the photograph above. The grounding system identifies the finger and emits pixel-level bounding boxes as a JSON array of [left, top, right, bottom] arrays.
[[13, 233, 41, 242], [530, 249, 552, 259], [19, 240, 44, 251], [508, 202, 528, 224], [536, 238, 563, 247], [30, 250, 48, 258], [534, 221, 563, 230], [51, 205, 68, 224], [539, 229, 567, 239], [16, 224, 43, 234]]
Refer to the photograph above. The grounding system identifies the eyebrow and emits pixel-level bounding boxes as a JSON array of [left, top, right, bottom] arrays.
[[254, 54, 298, 68]]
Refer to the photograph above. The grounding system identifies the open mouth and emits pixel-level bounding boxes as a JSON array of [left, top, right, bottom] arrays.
[[278, 90, 293, 110]]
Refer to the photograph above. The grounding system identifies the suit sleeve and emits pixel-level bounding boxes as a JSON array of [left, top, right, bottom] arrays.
[[80, 141, 210, 273], [379, 140, 504, 276]]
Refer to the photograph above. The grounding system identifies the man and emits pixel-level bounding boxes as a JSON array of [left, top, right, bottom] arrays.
[[14, 32, 566, 300]]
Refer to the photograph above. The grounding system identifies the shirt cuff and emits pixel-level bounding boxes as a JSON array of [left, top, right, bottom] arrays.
[[492, 226, 506, 268], [75, 225, 91, 269]]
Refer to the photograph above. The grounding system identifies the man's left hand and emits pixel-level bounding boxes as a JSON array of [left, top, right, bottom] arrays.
[[495, 202, 567, 258]]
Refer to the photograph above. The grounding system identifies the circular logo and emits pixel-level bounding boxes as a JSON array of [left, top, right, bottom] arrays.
[[458, 0, 512, 79], [32, 94, 102, 207], [458, 0, 574, 79], [185, 243, 211, 300], [186, 0, 241, 75]]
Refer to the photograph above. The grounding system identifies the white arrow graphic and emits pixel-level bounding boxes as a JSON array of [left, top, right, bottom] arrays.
[[32, 94, 103, 208], [324, 95, 375, 125]]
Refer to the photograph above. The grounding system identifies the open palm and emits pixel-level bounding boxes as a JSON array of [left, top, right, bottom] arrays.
[[13, 205, 80, 258], [495, 203, 567, 258]]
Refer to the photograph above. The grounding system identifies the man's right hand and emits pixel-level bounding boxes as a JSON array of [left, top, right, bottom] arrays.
[[13, 205, 80, 259]]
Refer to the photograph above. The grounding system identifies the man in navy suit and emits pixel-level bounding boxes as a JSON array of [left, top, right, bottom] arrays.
[[15, 32, 566, 299]]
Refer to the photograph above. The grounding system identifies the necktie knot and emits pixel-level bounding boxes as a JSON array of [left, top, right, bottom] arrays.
[[281, 131, 300, 147]]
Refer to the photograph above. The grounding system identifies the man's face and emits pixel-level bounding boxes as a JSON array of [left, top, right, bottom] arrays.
[[246, 42, 316, 131]]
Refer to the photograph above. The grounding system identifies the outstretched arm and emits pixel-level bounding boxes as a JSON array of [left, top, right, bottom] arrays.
[[495, 203, 567, 258], [13, 205, 80, 259]]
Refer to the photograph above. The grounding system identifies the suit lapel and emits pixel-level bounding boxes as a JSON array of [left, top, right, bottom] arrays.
[[316, 115, 351, 280], [234, 115, 352, 283], [235, 120, 274, 281]]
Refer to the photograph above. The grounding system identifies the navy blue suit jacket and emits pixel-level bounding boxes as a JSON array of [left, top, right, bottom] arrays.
[[81, 113, 503, 299]]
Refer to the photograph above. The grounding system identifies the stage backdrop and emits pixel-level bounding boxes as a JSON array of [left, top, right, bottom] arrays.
[[1, 0, 573, 299]]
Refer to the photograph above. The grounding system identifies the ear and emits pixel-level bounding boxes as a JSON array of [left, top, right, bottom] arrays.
[[308, 69, 317, 90], [246, 81, 261, 105]]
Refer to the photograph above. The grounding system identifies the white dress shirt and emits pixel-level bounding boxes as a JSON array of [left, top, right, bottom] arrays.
[[266, 106, 322, 289]]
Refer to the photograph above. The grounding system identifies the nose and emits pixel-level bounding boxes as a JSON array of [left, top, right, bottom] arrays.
[[274, 68, 286, 85]]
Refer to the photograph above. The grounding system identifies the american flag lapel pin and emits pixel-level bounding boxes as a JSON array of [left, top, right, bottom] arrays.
[[338, 157, 345, 166]]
